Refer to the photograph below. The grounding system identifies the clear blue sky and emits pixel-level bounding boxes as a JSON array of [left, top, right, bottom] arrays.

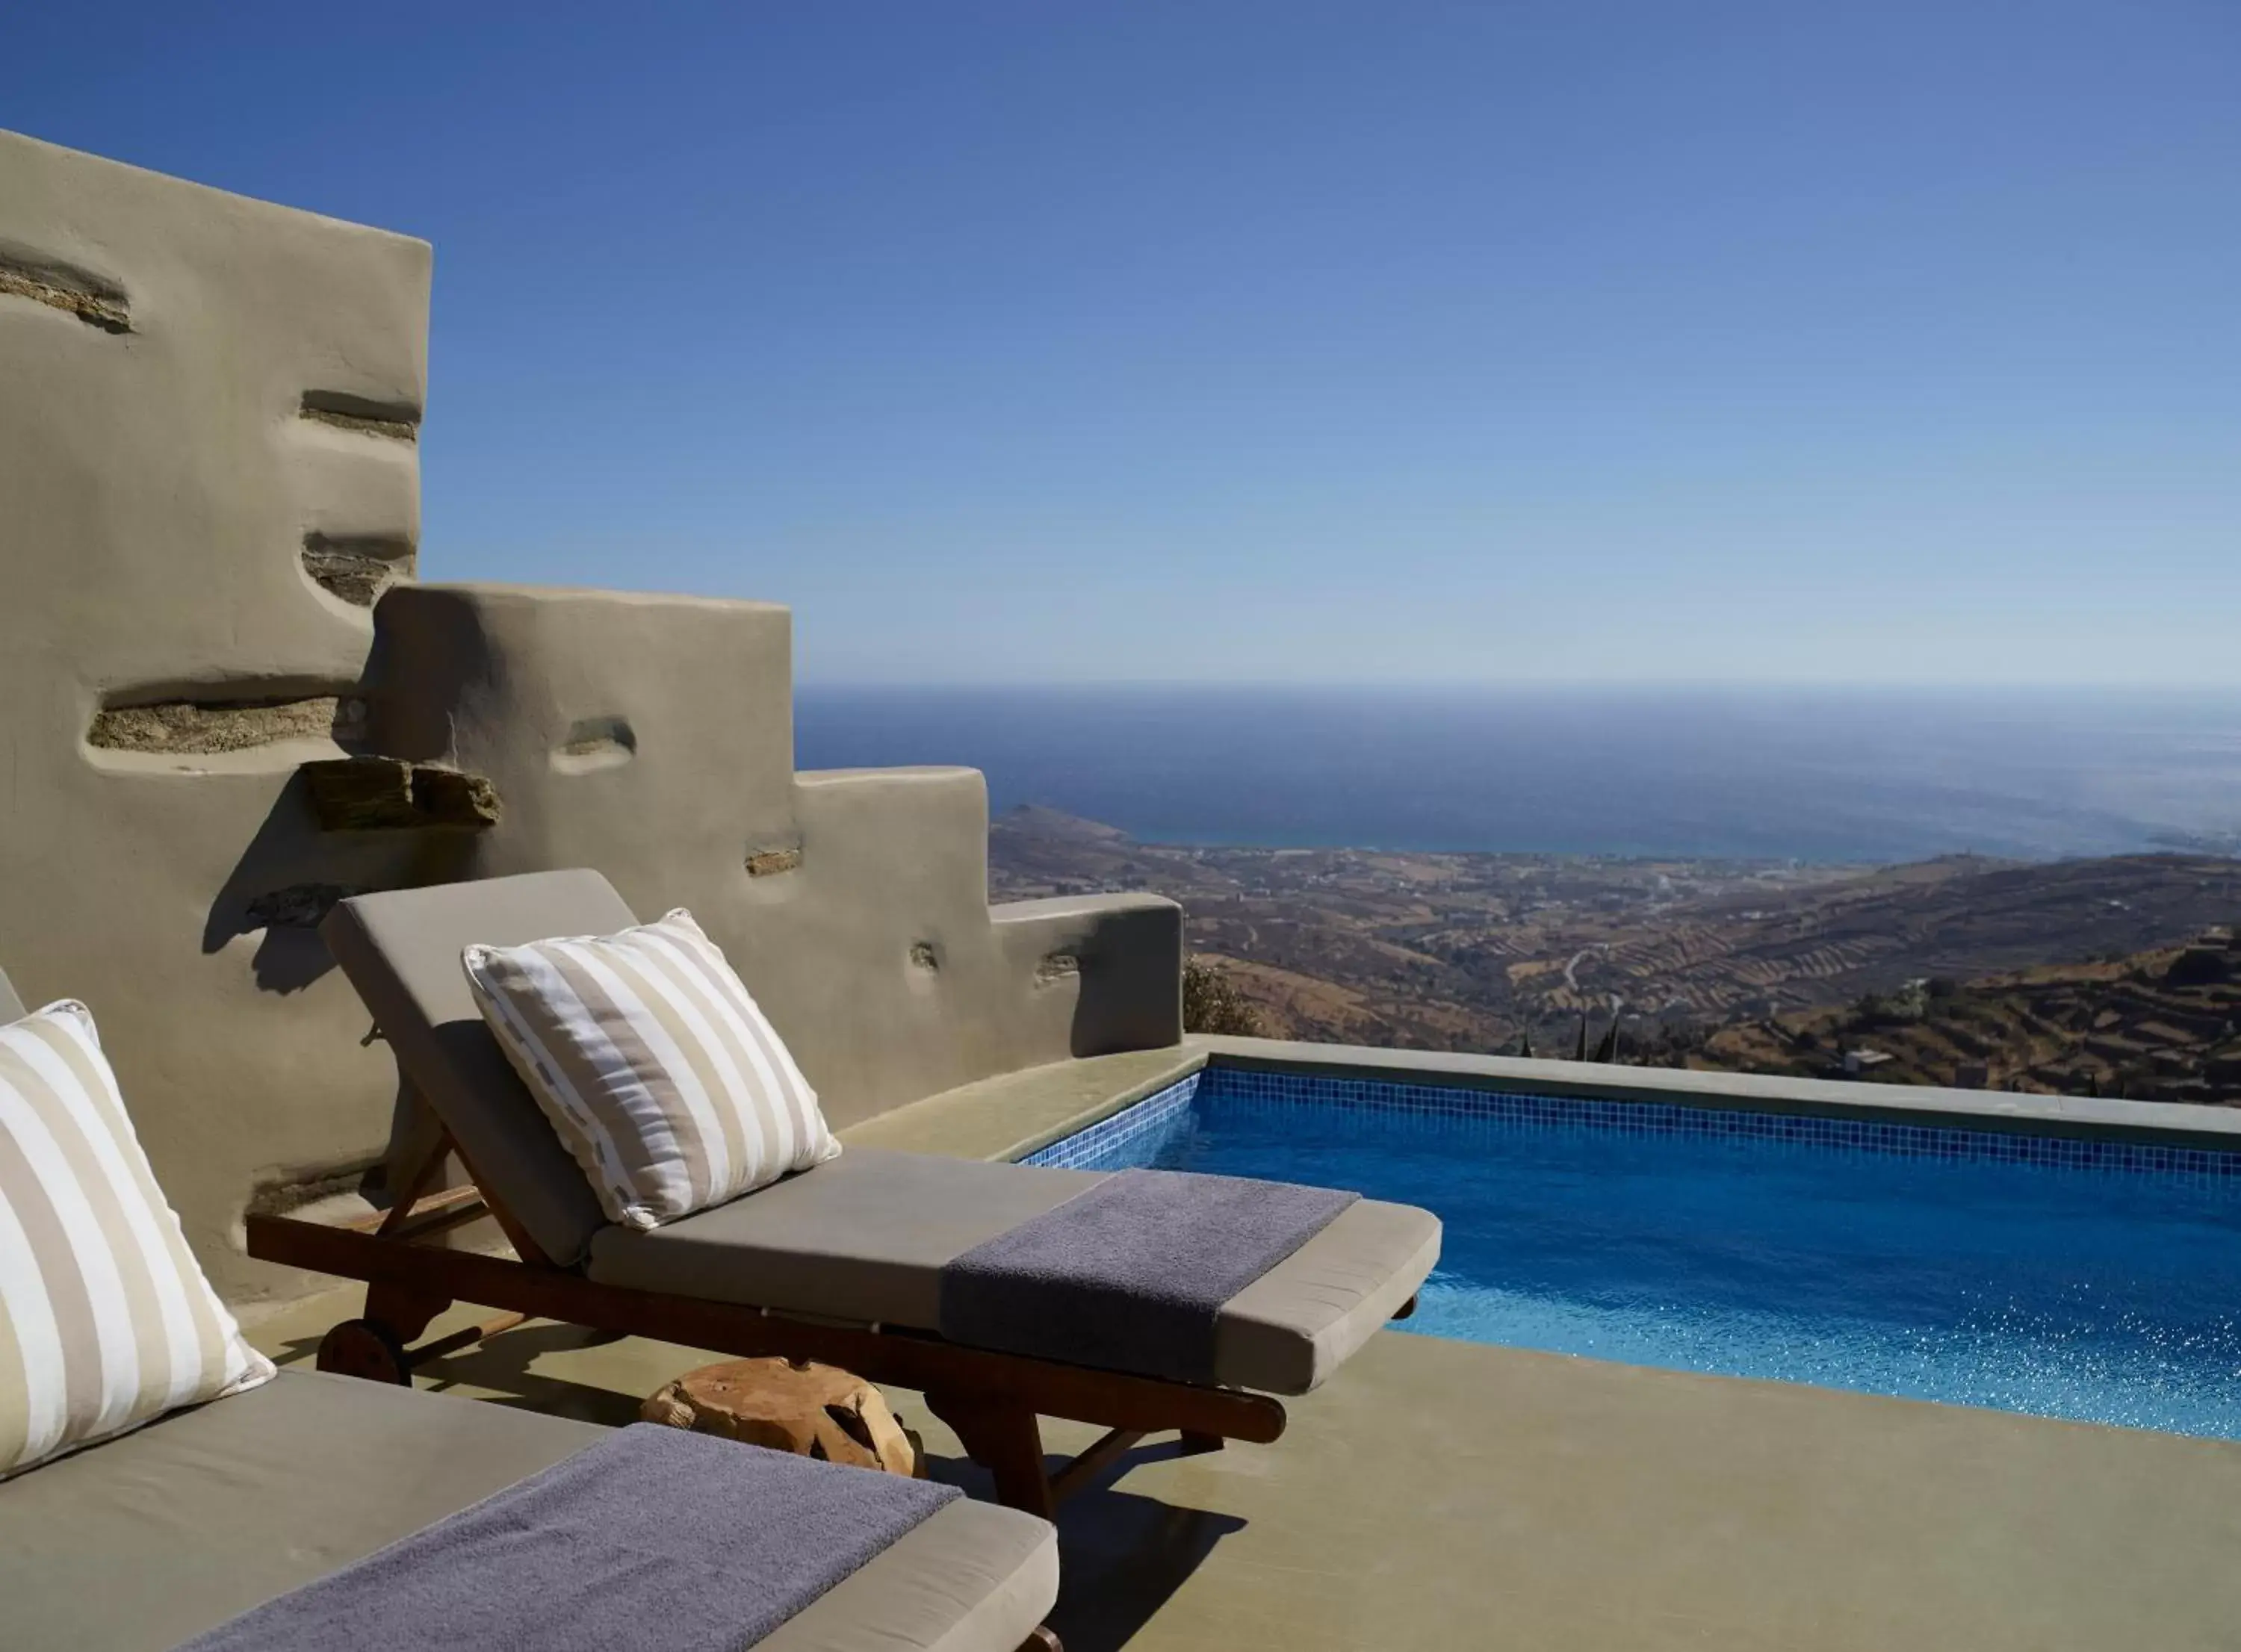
[[7, 2, 2236, 686]]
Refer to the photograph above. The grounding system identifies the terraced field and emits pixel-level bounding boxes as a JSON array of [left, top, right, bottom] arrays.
[[1697, 937, 2241, 1101]]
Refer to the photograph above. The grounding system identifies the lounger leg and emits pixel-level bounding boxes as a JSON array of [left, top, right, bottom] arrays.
[[365, 1282, 451, 1344], [315, 1318, 412, 1384], [1017, 1630, 1063, 1652], [315, 1284, 454, 1385], [924, 1391, 1055, 1518]]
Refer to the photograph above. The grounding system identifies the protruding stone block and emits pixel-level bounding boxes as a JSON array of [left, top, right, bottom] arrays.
[[301, 757, 500, 832]]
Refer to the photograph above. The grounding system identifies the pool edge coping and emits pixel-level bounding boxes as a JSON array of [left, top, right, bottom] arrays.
[[985, 1048, 1212, 1162]]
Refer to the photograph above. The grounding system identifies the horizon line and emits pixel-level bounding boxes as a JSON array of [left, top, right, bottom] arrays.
[[792, 678, 2241, 695]]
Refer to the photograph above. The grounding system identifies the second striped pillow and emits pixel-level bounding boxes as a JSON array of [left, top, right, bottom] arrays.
[[1, 999, 274, 1479], [462, 908, 840, 1231]]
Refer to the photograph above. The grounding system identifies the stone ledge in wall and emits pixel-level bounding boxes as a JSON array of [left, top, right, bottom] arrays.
[[0, 246, 131, 332], [88, 695, 370, 754], [302, 535, 416, 606], [298, 389, 420, 442]]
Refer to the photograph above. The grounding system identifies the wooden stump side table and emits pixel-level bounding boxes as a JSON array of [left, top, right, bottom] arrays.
[[642, 1356, 921, 1477]]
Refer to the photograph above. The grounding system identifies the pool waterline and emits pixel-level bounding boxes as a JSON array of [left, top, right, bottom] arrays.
[[1028, 1066, 2241, 1440]]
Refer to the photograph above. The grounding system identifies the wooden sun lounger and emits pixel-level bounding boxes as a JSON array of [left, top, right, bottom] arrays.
[[249, 871, 1438, 1518], [249, 1167, 1289, 1518]]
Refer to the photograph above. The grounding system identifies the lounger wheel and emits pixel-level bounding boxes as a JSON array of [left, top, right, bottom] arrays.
[[316, 1317, 413, 1385]]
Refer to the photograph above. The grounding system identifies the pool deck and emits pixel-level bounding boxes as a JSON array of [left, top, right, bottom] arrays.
[[248, 1043, 2241, 1650]]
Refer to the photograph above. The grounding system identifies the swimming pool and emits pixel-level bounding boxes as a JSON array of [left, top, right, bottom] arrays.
[[1029, 1066, 2241, 1439]]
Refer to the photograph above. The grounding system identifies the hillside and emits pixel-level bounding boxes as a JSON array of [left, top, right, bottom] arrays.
[[988, 807, 2241, 1095], [1694, 936, 2241, 1102]]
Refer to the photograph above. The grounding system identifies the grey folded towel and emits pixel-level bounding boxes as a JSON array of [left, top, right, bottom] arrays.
[[175, 1422, 959, 1652], [940, 1167, 1360, 1383]]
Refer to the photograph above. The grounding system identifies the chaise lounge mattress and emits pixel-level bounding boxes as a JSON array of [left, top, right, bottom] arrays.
[[588, 1147, 1442, 1394], [0, 1370, 1056, 1652]]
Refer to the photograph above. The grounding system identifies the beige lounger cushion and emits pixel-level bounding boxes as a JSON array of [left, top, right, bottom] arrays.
[[0, 1370, 1057, 1652], [464, 907, 840, 1230], [589, 1147, 1442, 1394], [0, 1001, 273, 1479]]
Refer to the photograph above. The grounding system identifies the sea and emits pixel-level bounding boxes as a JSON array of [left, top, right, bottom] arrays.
[[793, 686, 2241, 865]]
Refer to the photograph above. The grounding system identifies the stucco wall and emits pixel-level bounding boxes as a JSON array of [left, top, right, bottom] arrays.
[[0, 129, 1180, 1305]]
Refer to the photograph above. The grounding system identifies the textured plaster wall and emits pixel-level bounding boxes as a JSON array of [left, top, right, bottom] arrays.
[[0, 131, 1180, 1304]]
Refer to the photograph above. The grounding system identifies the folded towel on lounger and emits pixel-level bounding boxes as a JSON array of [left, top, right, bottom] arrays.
[[940, 1167, 1360, 1383], [176, 1421, 960, 1652]]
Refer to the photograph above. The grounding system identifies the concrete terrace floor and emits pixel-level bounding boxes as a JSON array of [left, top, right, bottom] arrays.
[[244, 1049, 2241, 1650]]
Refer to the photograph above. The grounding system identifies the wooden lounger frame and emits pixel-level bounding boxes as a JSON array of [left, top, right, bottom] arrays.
[[248, 1125, 1409, 1520]]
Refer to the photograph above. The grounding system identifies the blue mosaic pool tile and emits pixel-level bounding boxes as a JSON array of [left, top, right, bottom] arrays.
[[1026, 1063, 2241, 1189], [1025, 1072, 1201, 1170]]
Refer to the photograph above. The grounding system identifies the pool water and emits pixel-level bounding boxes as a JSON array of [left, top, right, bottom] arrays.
[[1030, 1069, 2241, 1439]]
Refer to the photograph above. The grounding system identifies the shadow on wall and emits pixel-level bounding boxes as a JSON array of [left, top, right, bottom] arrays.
[[199, 771, 478, 994], [1064, 901, 1188, 1061]]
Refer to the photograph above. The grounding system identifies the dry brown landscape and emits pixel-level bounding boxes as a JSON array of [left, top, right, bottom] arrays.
[[990, 805, 2241, 1101], [1699, 938, 2241, 1101]]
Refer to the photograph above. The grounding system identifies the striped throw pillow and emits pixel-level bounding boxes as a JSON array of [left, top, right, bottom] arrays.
[[0, 1001, 274, 1479], [462, 908, 840, 1231]]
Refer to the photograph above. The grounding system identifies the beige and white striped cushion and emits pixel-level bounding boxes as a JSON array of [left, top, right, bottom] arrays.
[[0, 1001, 274, 1479], [462, 908, 840, 1231]]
